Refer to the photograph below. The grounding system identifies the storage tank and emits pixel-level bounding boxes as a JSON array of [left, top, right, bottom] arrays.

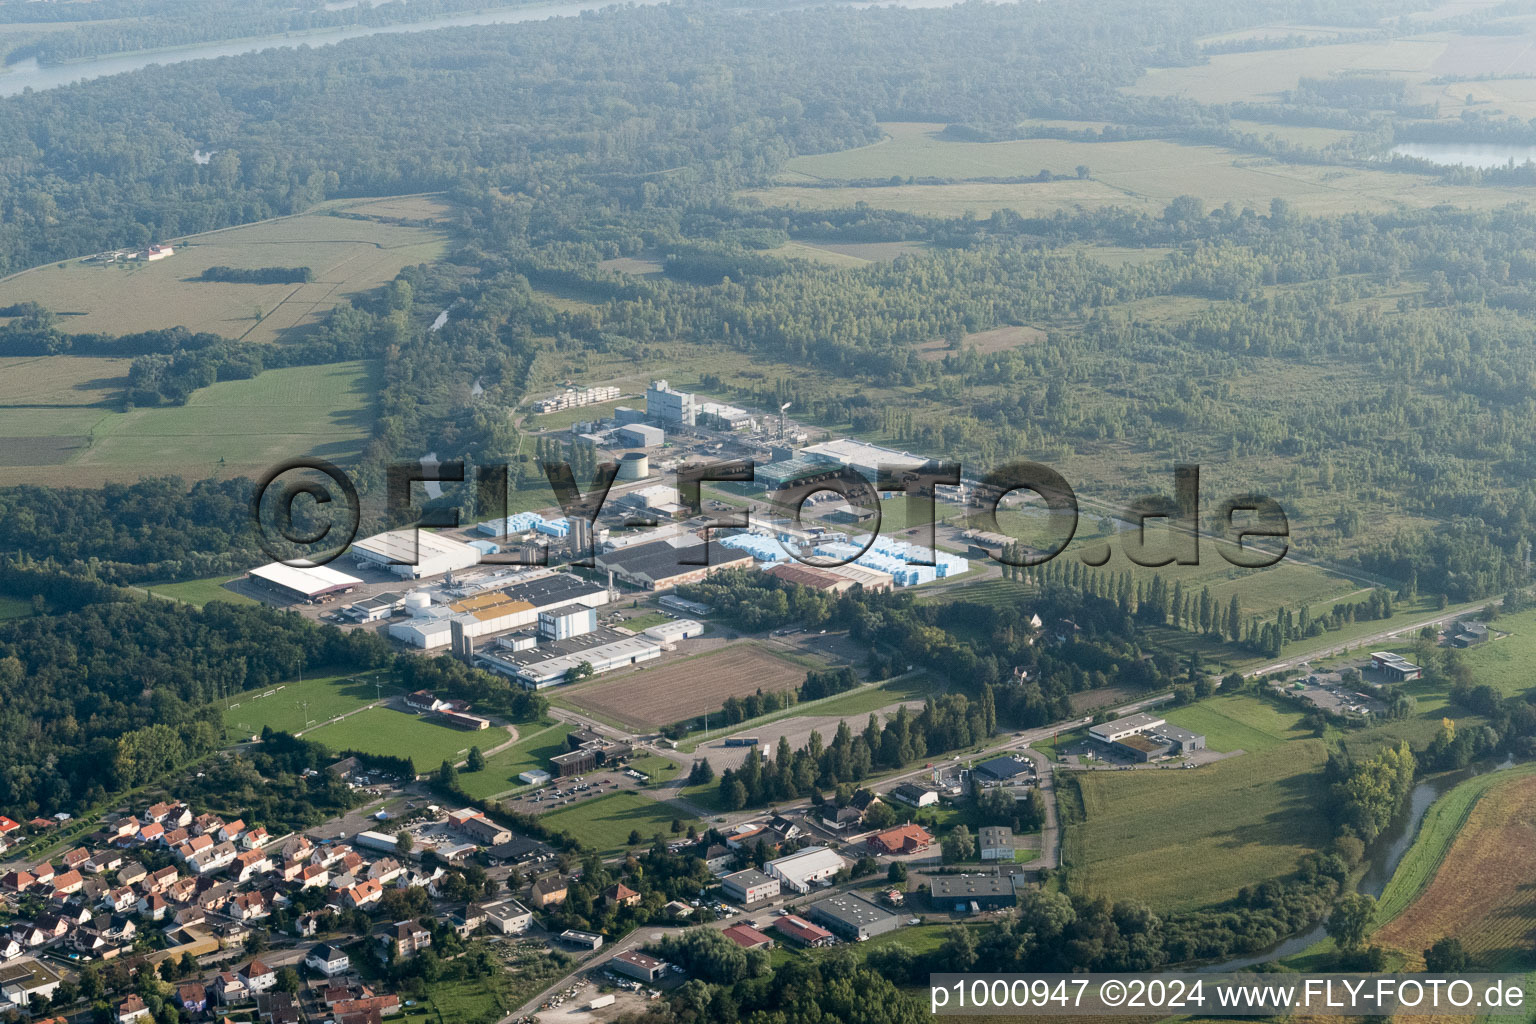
[[617, 451, 650, 481], [404, 592, 432, 614]]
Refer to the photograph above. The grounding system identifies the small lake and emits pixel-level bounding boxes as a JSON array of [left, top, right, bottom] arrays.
[[1390, 142, 1536, 169]]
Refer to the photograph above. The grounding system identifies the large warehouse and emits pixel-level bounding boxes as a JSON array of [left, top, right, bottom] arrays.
[[595, 538, 754, 591], [807, 892, 901, 941], [475, 626, 662, 689], [351, 530, 483, 579], [247, 562, 363, 604], [765, 846, 846, 894]]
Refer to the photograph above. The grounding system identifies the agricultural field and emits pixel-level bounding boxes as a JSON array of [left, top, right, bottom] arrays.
[[1372, 768, 1536, 970], [1372, 764, 1536, 925], [0, 195, 453, 345], [0, 360, 378, 487], [558, 643, 812, 731], [303, 706, 495, 770], [454, 722, 572, 801], [1064, 699, 1332, 911], [537, 790, 700, 858], [144, 575, 257, 608], [744, 122, 1536, 218], [221, 672, 399, 743]]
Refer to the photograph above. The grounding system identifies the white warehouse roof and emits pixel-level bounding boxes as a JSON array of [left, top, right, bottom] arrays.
[[249, 562, 363, 598], [352, 530, 482, 578]]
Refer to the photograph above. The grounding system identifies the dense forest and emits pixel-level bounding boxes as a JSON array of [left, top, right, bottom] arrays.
[[0, 579, 544, 816]]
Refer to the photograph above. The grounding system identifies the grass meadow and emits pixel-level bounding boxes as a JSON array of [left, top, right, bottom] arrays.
[[0, 196, 452, 345], [145, 575, 257, 608], [0, 359, 378, 487], [537, 790, 700, 858], [454, 722, 572, 801]]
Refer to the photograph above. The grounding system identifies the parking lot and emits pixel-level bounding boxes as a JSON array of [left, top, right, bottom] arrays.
[[499, 770, 631, 815]]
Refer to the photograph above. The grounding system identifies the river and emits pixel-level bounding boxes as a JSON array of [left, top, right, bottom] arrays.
[[0, 0, 998, 98], [1390, 142, 1536, 170], [0, 0, 670, 98], [1200, 755, 1520, 972]]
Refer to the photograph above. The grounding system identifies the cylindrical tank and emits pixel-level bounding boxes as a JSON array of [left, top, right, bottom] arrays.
[[617, 451, 650, 481], [404, 592, 431, 614]]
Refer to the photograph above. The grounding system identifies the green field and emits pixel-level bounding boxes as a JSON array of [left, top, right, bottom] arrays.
[[0, 359, 379, 487], [0, 596, 30, 620], [746, 122, 1536, 218], [145, 575, 257, 608], [1449, 606, 1536, 698], [303, 705, 491, 770], [1373, 764, 1536, 925], [618, 612, 673, 633], [454, 722, 572, 800], [1162, 694, 1313, 753], [0, 196, 452, 346], [1064, 696, 1332, 911], [222, 672, 399, 743], [537, 790, 700, 858]]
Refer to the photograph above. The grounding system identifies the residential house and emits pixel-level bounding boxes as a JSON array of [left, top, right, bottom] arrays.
[[242, 828, 270, 850], [116, 862, 148, 887], [176, 983, 208, 1013], [0, 871, 35, 892], [529, 874, 568, 909], [700, 844, 734, 875], [366, 859, 404, 886], [62, 848, 93, 870], [137, 893, 169, 921], [866, 824, 934, 856], [117, 994, 152, 1024], [218, 821, 246, 844], [230, 851, 273, 884], [135, 823, 165, 846], [104, 887, 136, 913], [820, 806, 862, 831], [305, 943, 350, 978], [228, 892, 269, 922], [50, 870, 84, 896], [603, 883, 641, 908], [238, 959, 276, 994], [300, 865, 330, 889], [212, 973, 247, 1006], [385, 921, 431, 959], [345, 880, 383, 909]]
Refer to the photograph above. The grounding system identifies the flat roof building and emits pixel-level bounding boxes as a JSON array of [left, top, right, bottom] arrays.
[[808, 892, 901, 941], [247, 563, 362, 604], [595, 538, 754, 591], [978, 826, 1015, 862], [766, 846, 846, 894], [1370, 652, 1424, 682], [608, 950, 665, 983], [721, 868, 780, 905], [929, 873, 1024, 911], [975, 756, 1033, 782], [352, 530, 483, 579], [1088, 713, 1166, 745], [476, 626, 662, 689]]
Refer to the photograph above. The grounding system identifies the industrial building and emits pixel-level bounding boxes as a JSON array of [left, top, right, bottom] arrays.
[[979, 826, 1015, 862], [540, 605, 597, 641], [387, 572, 609, 650], [549, 728, 632, 776], [765, 846, 846, 894], [642, 619, 704, 646], [618, 424, 665, 449], [479, 899, 533, 935], [595, 537, 754, 591], [761, 562, 857, 593], [351, 530, 483, 579], [645, 380, 697, 425], [721, 868, 780, 905], [1088, 712, 1205, 761], [337, 591, 405, 623], [808, 537, 967, 587], [771, 914, 834, 947], [247, 563, 362, 604], [807, 892, 901, 941], [929, 873, 1025, 912], [798, 438, 930, 483], [889, 784, 939, 808], [698, 401, 755, 431], [975, 756, 1034, 783], [608, 950, 666, 983], [1370, 651, 1423, 681], [477, 626, 663, 689]]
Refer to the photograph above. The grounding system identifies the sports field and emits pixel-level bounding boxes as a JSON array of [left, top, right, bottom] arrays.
[[222, 672, 399, 743], [559, 643, 812, 731], [1065, 696, 1332, 911], [0, 359, 378, 487], [745, 122, 1536, 218], [455, 722, 572, 801], [0, 196, 452, 345], [303, 706, 491, 770], [537, 790, 700, 858], [1373, 768, 1536, 969]]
